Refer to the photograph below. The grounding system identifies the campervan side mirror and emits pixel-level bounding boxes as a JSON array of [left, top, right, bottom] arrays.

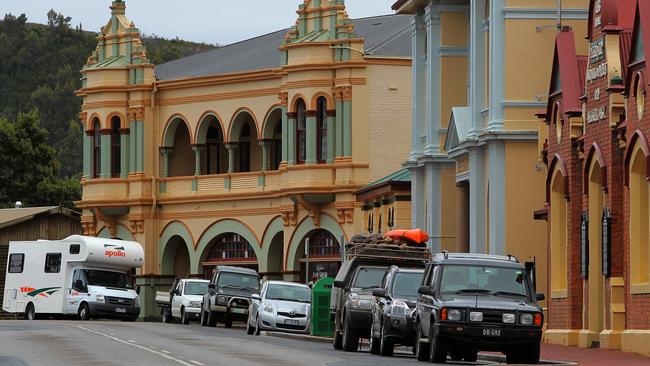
[[418, 286, 434, 296], [333, 280, 345, 289], [372, 288, 387, 298], [535, 292, 545, 301]]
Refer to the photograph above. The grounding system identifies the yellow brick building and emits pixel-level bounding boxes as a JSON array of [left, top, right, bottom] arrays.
[[77, 0, 413, 318]]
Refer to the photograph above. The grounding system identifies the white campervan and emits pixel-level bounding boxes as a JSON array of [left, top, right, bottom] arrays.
[[2, 235, 144, 321]]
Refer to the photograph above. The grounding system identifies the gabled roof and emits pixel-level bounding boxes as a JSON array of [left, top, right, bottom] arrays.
[[155, 15, 412, 81], [544, 29, 585, 120], [588, 0, 635, 40], [0, 206, 80, 231], [445, 107, 472, 152], [354, 168, 411, 196], [625, 0, 650, 90]]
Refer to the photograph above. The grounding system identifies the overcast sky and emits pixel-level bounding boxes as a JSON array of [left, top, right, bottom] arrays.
[[0, 1, 398, 45]]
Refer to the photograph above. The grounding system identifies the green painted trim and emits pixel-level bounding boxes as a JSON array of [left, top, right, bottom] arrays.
[[281, 50, 288, 66], [129, 125, 136, 173], [194, 219, 262, 272], [342, 45, 350, 61], [306, 115, 317, 164], [137, 121, 144, 172], [111, 15, 118, 34], [159, 181, 166, 193], [258, 174, 265, 187], [136, 68, 144, 84], [161, 149, 169, 178], [120, 133, 129, 178], [329, 8, 337, 39], [83, 134, 91, 178], [299, 13, 307, 37], [335, 101, 343, 157], [129, 68, 135, 85], [260, 141, 269, 171], [343, 101, 352, 157], [326, 115, 335, 163], [97, 225, 135, 241], [192, 146, 201, 176], [314, 0, 322, 31], [112, 42, 119, 58], [99, 43, 106, 62], [192, 179, 198, 192], [281, 107, 288, 163], [126, 39, 133, 63], [287, 117, 296, 165], [159, 222, 194, 275], [286, 215, 344, 271], [224, 176, 231, 190], [100, 134, 111, 178], [226, 144, 236, 173]]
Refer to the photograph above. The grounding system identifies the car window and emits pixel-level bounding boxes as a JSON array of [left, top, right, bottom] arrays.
[[184, 281, 209, 295], [352, 266, 387, 289], [217, 272, 259, 290], [265, 284, 311, 303], [439, 265, 528, 296], [391, 272, 423, 302]]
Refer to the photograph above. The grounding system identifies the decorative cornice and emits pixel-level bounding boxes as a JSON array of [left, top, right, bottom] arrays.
[[503, 8, 588, 20]]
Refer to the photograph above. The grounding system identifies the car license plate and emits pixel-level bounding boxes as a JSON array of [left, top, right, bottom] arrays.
[[284, 319, 299, 325], [115, 307, 126, 313], [231, 308, 245, 314], [482, 328, 501, 337]]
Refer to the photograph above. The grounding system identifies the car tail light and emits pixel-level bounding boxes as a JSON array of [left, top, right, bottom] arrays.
[[534, 313, 542, 326], [441, 308, 447, 321]]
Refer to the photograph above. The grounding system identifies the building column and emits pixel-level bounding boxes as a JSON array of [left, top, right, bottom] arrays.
[[426, 163, 442, 253], [281, 105, 288, 163], [226, 143, 237, 173], [287, 112, 296, 165], [424, 4, 441, 155], [411, 167, 425, 230], [488, 141, 506, 255], [469, 148, 486, 253], [306, 111, 317, 164], [342, 87, 352, 157], [410, 13, 426, 161], [119, 128, 129, 178], [192, 145, 202, 176], [259, 140, 270, 171], [488, 0, 505, 130], [160, 148, 171, 178], [137, 120, 145, 172], [335, 98, 344, 158], [469, 0, 486, 136], [129, 122, 136, 174], [100, 129, 111, 179], [326, 110, 336, 164], [83, 131, 92, 178]]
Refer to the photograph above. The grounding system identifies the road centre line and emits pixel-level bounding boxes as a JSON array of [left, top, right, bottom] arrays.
[[72, 325, 197, 366], [190, 361, 204, 366]]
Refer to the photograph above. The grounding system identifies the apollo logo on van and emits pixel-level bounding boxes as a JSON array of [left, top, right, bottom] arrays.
[[104, 244, 126, 258]]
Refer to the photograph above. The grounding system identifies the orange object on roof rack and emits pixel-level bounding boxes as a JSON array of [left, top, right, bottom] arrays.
[[385, 229, 429, 245]]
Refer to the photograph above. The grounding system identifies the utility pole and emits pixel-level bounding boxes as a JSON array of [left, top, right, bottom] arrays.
[[305, 238, 310, 284]]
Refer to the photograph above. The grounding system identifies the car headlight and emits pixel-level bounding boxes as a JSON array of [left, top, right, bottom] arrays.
[[264, 304, 274, 313], [390, 300, 409, 315], [520, 313, 533, 325], [189, 301, 201, 308], [96, 294, 105, 303], [502, 313, 515, 324], [447, 309, 462, 321], [134, 296, 140, 307], [349, 293, 360, 308], [217, 296, 227, 305], [469, 311, 483, 322]]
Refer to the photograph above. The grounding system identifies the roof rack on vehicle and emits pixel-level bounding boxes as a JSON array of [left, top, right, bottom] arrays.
[[345, 240, 431, 262]]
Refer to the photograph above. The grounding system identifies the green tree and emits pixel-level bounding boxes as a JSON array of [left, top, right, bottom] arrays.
[[0, 110, 80, 208]]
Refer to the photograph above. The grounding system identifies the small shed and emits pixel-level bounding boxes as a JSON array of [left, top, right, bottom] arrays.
[[0, 206, 81, 317]]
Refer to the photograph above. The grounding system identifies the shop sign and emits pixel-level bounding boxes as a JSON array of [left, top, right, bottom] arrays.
[[590, 37, 605, 64], [587, 106, 606, 123], [593, 0, 602, 29], [602, 207, 611, 277], [581, 212, 589, 278], [586, 63, 608, 83]]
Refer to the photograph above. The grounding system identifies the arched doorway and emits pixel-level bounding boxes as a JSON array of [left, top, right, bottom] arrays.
[[161, 235, 191, 278], [229, 110, 261, 172], [295, 229, 341, 283], [201, 233, 258, 278], [585, 158, 605, 346], [265, 232, 284, 280], [262, 107, 283, 170]]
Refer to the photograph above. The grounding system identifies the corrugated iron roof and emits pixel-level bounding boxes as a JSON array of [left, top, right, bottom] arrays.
[[0, 206, 80, 231], [155, 14, 412, 81]]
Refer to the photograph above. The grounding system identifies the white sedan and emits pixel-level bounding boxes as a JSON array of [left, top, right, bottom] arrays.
[[247, 281, 311, 335]]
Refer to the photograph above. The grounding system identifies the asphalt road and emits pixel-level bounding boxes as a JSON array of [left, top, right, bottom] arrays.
[[0, 320, 498, 366]]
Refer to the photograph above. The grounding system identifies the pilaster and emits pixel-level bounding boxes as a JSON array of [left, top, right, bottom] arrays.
[[305, 111, 317, 164], [100, 130, 111, 179], [469, 148, 486, 253], [410, 13, 426, 161], [326, 110, 336, 164], [469, 0, 486, 137], [488, 0, 505, 130], [488, 141, 505, 255], [426, 163, 442, 253], [83, 131, 91, 178], [287, 112, 297, 165], [425, 4, 442, 155], [335, 95, 344, 158], [226, 143, 237, 173], [159, 147, 170, 193], [259, 140, 270, 171], [119, 128, 129, 178]]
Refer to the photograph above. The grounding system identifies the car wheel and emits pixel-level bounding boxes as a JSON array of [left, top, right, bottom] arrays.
[[162, 308, 172, 323], [24, 303, 36, 321], [78, 303, 90, 321], [369, 317, 380, 355], [246, 317, 255, 335], [414, 322, 430, 362], [428, 323, 447, 363], [181, 307, 190, 325], [224, 317, 233, 328], [254, 315, 261, 336], [341, 311, 359, 352], [519, 341, 540, 364], [333, 313, 343, 350], [506, 351, 521, 364], [379, 321, 394, 357]]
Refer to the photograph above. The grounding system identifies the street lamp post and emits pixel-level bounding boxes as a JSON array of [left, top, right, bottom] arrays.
[[305, 238, 310, 284]]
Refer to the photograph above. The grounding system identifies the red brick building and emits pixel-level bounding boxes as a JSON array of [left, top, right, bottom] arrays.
[[539, 0, 649, 354]]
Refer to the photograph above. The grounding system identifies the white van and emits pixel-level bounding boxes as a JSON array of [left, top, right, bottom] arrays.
[[2, 235, 144, 321]]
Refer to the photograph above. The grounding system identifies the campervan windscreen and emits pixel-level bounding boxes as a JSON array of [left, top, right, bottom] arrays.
[[84, 270, 132, 290]]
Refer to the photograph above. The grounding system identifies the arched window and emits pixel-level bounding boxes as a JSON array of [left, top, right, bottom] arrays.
[[635, 73, 645, 119], [550, 169, 568, 296], [317, 97, 327, 163], [203, 233, 258, 276], [92, 119, 101, 178], [110, 116, 121, 177], [239, 123, 251, 172], [206, 123, 223, 174], [296, 100, 306, 164], [272, 120, 282, 170], [630, 146, 650, 287]]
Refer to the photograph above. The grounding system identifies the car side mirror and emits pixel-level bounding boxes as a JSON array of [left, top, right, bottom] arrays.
[[535, 292, 545, 301], [74, 279, 86, 292], [372, 288, 386, 298], [333, 280, 345, 289], [208, 283, 215, 290], [418, 286, 434, 296]]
